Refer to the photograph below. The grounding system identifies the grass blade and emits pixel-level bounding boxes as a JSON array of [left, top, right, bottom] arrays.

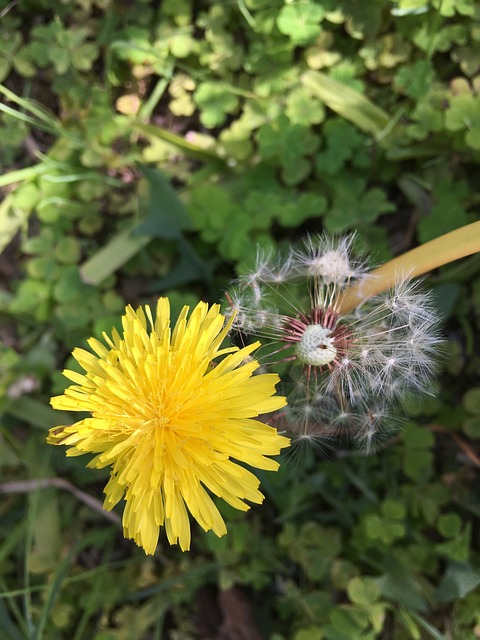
[[6, 397, 72, 431], [301, 70, 391, 137], [80, 225, 151, 286]]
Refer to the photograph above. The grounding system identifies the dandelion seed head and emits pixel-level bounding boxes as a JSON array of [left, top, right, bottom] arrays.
[[227, 234, 442, 454]]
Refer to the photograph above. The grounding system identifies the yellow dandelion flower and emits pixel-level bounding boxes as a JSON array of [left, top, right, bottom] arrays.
[[48, 298, 289, 554]]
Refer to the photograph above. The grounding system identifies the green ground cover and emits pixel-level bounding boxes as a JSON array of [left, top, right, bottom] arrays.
[[1, 0, 480, 638]]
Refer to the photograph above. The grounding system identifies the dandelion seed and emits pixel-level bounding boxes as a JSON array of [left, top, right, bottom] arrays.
[[48, 298, 289, 554], [227, 234, 441, 452]]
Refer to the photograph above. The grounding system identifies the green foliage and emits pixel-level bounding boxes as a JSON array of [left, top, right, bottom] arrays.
[[445, 92, 480, 149], [418, 179, 471, 243], [462, 387, 480, 437], [194, 82, 240, 128], [401, 422, 435, 481], [257, 115, 319, 184], [277, 3, 325, 46], [29, 21, 99, 74], [0, 0, 480, 637]]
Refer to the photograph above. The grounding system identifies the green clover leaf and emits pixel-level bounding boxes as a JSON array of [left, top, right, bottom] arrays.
[[194, 82, 239, 128], [325, 174, 395, 232], [315, 119, 365, 175], [445, 93, 480, 149], [286, 86, 326, 126], [257, 115, 318, 184], [277, 3, 325, 46], [394, 60, 435, 99], [418, 179, 470, 243]]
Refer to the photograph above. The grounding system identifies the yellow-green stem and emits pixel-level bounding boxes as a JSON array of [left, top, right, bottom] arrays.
[[338, 221, 480, 314]]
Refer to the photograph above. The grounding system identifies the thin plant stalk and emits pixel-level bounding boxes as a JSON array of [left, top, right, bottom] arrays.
[[338, 221, 480, 313]]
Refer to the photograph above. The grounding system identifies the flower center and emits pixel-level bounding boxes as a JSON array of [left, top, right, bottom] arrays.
[[295, 324, 337, 366], [156, 415, 170, 428]]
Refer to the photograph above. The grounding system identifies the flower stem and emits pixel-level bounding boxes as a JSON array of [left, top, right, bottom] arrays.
[[338, 221, 480, 313]]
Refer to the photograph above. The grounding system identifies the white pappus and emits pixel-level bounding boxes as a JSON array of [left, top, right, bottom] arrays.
[[226, 234, 442, 453]]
